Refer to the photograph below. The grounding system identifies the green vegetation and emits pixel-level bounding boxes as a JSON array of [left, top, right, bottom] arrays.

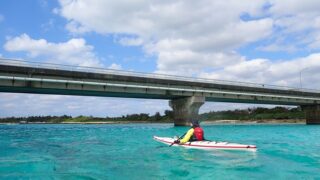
[[0, 107, 304, 123], [201, 107, 304, 121], [0, 110, 174, 123]]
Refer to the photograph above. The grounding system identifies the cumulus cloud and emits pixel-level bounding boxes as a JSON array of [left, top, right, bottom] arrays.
[[4, 34, 102, 67], [56, 0, 320, 88], [268, 0, 320, 15], [55, 0, 320, 75], [199, 53, 320, 89], [3, 1, 320, 117], [57, 0, 274, 75], [256, 0, 320, 51]]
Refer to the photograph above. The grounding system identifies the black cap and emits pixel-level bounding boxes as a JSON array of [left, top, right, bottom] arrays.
[[191, 119, 199, 127]]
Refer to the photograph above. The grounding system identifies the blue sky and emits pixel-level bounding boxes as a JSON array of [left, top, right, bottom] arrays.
[[1, 0, 320, 117], [0, 0, 156, 72]]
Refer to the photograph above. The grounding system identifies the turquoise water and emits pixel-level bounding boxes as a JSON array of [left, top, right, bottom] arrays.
[[0, 124, 320, 179]]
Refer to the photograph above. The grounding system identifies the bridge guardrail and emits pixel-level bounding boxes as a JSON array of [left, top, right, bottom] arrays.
[[1, 75, 320, 102], [1, 58, 320, 93]]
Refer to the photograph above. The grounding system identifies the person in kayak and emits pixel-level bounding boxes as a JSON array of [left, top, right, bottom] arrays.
[[174, 120, 204, 144]]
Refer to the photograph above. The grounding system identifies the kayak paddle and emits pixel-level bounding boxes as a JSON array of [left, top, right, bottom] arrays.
[[169, 132, 186, 147]]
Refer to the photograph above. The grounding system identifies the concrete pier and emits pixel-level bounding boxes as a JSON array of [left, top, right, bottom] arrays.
[[169, 96, 205, 126], [302, 105, 320, 124]]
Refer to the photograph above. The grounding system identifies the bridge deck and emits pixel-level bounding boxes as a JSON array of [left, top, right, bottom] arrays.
[[1, 59, 320, 105]]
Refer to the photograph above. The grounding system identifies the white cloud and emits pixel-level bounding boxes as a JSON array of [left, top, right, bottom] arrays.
[[57, 0, 273, 75], [257, 43, 298, 52], [65, 21, 91, 34], [155, 51, 246, 76], [118, 37, 144, 46], [56, 0, 320, 69], [4, 34, 102, 67], [0, 93, 169, 118], [108, 63, 122, 70], [54, 0, 320, 83], [199, 53, 320, 89], [200, 102, 289, 114], [269, 0, 320, 15], [41, 19, 55, 32], [254, 0, 320, 51], [4, 1, 320, 118]]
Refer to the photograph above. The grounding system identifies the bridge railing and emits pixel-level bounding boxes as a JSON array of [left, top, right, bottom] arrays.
[[1, 58, 319, 93]]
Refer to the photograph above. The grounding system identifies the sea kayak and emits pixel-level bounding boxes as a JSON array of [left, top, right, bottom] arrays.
[[153, 136, 257, 151]]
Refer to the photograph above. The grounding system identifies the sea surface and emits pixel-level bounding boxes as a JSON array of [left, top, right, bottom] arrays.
[[0, 123, 320, 179]]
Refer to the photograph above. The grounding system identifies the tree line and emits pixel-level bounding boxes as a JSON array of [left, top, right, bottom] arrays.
[[200, 107, 304, 121], [0, 107, 304, 123], [0, 110, 174, 123]]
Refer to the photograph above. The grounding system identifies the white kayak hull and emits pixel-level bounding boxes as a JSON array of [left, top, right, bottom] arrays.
[[153, 136, 257, 151]]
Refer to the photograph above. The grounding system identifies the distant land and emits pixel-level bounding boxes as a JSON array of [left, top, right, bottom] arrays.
[[0, 107, 305, 124]]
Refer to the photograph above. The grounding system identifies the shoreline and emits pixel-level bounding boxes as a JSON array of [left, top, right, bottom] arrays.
[[0, 121, 170, 125], [202, 119, 305, 124], [0, 119, 306, 125]]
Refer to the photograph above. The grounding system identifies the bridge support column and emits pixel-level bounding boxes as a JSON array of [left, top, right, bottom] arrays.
[[169, 96, 205, 126], [302, 105, 320, 124]]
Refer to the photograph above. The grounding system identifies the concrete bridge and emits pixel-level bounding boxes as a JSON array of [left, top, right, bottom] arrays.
[[0, 58, 320, 125]]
